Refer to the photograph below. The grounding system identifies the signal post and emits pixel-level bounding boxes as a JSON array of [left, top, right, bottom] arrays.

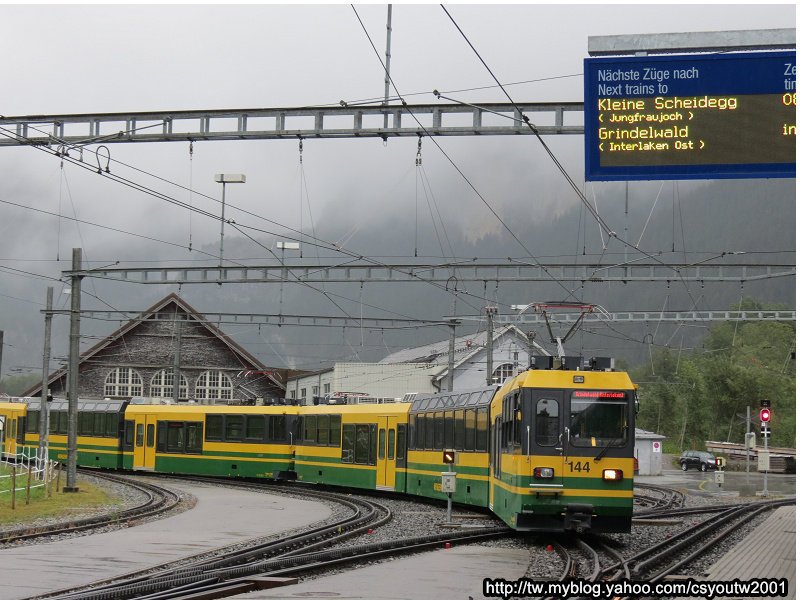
[[442, 450, 456, 524], [758, 400, 772, 496]]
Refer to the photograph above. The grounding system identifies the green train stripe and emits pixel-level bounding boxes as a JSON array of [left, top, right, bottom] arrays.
[[201, 450, 293, 460], [406, 462, 488, 477]]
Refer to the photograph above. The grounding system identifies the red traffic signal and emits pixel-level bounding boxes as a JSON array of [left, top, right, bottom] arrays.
[[759, 408, 771, 423]]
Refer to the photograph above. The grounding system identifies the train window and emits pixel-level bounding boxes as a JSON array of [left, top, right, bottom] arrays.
[[355, 424, 370, 464], [166, 422, 185, 452], [408, 414, 416, 450], [434, 412, 444, 450], [476, 408, 489, 452], [95, 413, 106, 437], [425, 413, 435, 450], [378, 429, 386, 460], [206, 415, 223, 441], [225, 415, 244, 442], [317, 415, 330, 446], [146, 424, 155, 447], [512, 394, 522, 449], [106, 413, 118, 437], [57, 412, 67, 435], [303, 415, 317, 444], [454, 410, 465, 451], [123, 420, 134, 450], [49, 413, 59, 434], [369, 424, 377, 465], [388, 429, 395, 460], [156, 422, 167, 452], [78, 412, 91, 436], [464, 409, 476, 451], [569, 392, 627, 447], [185, 422, 203, 454], [396, 425, 406, 464], [28, 411, 40, 433], [246, 416, 266, 441], [268, 415, 287, 442], [136, 424, 144, 447], [341, 424, 355, 463], [329, 415, 341, 447], [444, 412, 454, 449], [535, 398, 559, 447]]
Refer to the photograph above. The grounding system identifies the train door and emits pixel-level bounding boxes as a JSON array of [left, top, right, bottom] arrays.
[[4, 416, 18, 458], [375, 416, 398, 491], [132, 413, 157, 470], [488, 414, 502, 509], [526, 390, 565, 489], [0, 415, 6, 457]]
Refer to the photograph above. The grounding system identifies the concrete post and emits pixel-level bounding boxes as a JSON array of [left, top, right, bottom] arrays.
[[65, 248, 81, 492], [38, 287, 53, 466]]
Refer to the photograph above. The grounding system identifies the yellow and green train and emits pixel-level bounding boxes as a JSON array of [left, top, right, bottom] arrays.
[[0, 357, 636, 533]]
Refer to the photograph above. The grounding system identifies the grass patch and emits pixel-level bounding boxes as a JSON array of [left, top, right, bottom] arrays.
[[0, 464, 121, 527]]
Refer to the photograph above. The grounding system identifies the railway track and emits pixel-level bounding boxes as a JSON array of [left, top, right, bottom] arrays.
[[534, 497, 793, 600], [27, 475, 509, 600], [634, 483, 686, 511], [0, 469, 181, 545]]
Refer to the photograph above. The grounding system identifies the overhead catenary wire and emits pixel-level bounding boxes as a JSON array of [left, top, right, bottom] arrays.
[[349, 4, 584, 307], [438, 4, 714, 346], [0, 124, 504, 316]]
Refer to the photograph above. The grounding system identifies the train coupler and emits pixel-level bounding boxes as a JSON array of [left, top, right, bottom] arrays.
[[563, 503, 594, 533]]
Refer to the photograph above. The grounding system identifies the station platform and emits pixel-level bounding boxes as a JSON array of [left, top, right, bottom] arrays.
[[0, 480, 331, 600], [229, 543, 531, 600], [699, 505, 795, 600]]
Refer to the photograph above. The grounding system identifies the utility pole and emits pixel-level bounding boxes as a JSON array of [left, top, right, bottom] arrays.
[[526, 331, 536, 367], [65, 248, 82, 492], [0, 330, 4, 385], [485, 306, 497, 386], [382, 5, 393, 131], [172, 313, 183, 403], [447, 320, 460, 392], [38, 287, 53, 464]]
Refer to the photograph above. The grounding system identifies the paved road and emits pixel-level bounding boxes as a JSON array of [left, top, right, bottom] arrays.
[[637, 469, 795, 497], [0, 480, 331, 600]]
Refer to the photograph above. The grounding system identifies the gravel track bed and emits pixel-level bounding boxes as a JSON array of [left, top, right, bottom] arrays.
[[3, 475, 788, 596]]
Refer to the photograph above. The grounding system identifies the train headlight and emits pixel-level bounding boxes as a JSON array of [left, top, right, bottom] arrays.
[[602, 469, 623, 481], [533, 467, 554, 479]]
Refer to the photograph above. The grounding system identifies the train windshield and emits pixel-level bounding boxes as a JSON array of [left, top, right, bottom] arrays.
[[569, 390, 628, 448]]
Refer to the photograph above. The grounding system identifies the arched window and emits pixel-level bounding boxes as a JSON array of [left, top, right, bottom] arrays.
[[150, 370, 189, 400], [492, 363, 515, 383], [195, 370, 233, 401], [104, 367, 143, 397]]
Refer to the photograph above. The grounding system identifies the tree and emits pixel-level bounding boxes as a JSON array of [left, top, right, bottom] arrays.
[[632, 303, 795, 451]]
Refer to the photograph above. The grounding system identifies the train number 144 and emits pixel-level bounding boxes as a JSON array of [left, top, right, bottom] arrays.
[[567, 461, 590, 473]]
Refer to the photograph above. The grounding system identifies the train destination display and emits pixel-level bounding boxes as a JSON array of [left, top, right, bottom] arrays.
[[584, 51, 796, 181]]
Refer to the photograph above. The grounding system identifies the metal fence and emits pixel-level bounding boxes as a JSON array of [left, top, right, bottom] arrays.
[[0, 448, 60, 508]]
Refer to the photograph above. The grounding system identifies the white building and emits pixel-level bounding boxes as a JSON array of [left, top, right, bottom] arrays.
[[286, 325, 548, 405]]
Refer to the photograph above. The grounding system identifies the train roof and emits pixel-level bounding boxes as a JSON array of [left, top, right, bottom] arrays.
[[299, 403, 411, 416], [1, 397, 128, 413], [410, 387, 496, 413], [124, 404, 297, 415]]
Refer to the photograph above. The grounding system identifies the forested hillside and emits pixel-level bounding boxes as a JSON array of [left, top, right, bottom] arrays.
[[632, 299, 795, 451]]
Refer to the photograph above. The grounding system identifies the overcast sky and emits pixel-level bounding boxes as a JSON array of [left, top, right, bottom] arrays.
[[0, 3, 795, 377]]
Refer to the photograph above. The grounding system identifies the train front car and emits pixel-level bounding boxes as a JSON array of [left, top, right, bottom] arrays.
[[489, 357, 635, 533]]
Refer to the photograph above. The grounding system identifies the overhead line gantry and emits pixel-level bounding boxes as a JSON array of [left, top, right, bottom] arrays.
[[0, 102, 583, 146]]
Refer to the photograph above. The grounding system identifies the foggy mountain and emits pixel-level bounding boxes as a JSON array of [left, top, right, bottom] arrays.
[[2, 174, 792, 379]]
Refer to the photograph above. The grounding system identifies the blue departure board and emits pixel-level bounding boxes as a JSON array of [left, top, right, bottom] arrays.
[[584, 51, 796, 181]]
